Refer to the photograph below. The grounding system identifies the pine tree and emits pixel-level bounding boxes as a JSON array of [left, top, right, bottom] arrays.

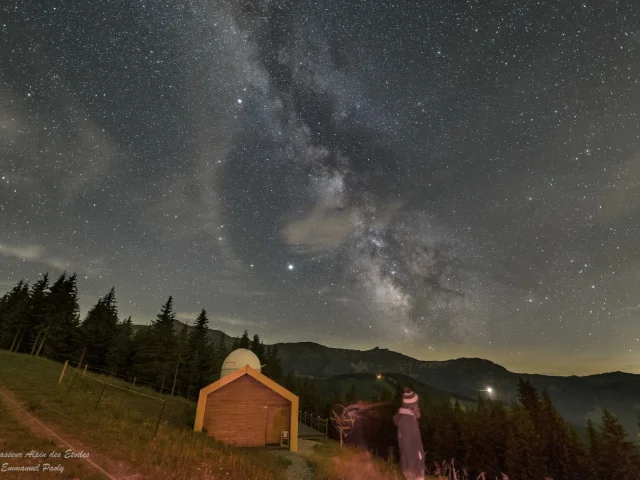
[[517, 377, 541, 418], [32, 274, 65, 356], [597, 409, 639, 479], [80, 287, 119, 369], [40, 273, 81, 361], [185, 309, 215, 394], [212, 333, 228, 380], [505, 405, 547, 480], [587, 418, 600, 460], [106, 316, 134, 377], [488, 400, 509, 475], [437, 398, 463, 463], [239, 330, 250, 349], [462, 396, 501, 475], [172, 323, 189, 395], [0, 280, 30, 351], [539, 390, 591, 480], [250, 333, 265, 361], [22, 274, 50, 354], [132, 296, 178, 387], [262, 345, 282, 380]]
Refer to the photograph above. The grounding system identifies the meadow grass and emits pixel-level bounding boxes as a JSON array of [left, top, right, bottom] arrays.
[[0, 400, 106, 479], [0, 350, 288, 479], [307, 439, 461, 480], [308, 440, 398, 480]]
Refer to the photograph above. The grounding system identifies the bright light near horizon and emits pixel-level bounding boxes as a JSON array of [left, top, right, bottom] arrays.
[[486, 386, 493, 393]]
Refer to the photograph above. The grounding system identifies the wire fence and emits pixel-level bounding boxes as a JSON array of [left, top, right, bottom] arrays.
[[65, 360, 199, 402], [58, 360, 189, 438]]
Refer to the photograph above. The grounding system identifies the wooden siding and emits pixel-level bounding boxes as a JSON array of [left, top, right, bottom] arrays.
[[204, 405, 267, 447], [203, 375, 290, 447]]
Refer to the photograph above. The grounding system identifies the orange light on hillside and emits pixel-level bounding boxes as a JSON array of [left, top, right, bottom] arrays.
[[376, 373, 382, 380]]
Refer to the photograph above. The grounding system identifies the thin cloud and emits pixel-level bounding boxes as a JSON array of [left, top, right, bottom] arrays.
[[0, 242, 110, 277], [176, 312, 266, 330], [281, 205, 358, 252], [281, 200, 405, 252], [176, 312, 198, 323], [211, 315, 266, 329], [0, 243, 45, 261]]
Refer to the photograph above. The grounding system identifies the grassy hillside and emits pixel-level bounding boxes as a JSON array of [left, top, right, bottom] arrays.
[[0, 350, 288, 479], [0, 350, 453, 480]]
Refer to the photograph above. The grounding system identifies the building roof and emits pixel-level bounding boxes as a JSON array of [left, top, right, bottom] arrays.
[[198, 364, 297, 403]]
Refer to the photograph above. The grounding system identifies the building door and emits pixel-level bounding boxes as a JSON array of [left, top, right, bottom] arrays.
[[266, 405, 290, 445]]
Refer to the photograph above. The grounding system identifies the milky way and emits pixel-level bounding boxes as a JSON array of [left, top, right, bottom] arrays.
[[2, 0, 640, 373]]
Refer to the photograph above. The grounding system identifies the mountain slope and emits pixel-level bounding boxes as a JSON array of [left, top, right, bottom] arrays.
[[275, 343, 640, 437], [132, 320, 640, 437]]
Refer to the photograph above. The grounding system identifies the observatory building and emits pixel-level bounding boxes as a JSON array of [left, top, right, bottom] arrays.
[[194, 348, 299, 451]]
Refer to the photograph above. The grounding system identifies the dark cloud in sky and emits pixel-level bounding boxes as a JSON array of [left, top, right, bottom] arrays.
[[2, 0, 640, 373]]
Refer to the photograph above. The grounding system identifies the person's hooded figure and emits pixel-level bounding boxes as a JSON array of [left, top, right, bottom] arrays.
[[402, 387, 421, 418], [393, 387, 425, 480]]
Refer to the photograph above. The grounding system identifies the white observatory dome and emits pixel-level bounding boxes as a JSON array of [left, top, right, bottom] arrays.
[[220, 348, 262, 378]]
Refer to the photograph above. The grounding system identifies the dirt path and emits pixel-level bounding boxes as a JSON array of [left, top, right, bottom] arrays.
[[271, 439, 318, 480], [0, 389, 143, 480]]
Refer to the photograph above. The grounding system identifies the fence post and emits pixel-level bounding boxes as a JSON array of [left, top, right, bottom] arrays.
[[154, 401, 166, 437], [30, 330, 42, 356], [58, 360, 69, 385], [133, 377, 136, 387], [82, 364, 88, 377], [78, 346, 86, 368], [171, 354, 181, 396], [67, 368, 80, 394], [94, 382, 107, 410]]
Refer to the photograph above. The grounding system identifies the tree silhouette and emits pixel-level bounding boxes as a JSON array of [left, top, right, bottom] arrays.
[[239, 330, 250, 349], [80, 287, 119, 369]]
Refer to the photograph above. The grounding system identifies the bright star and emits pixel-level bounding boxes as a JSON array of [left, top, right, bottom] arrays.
[[287, 263, 294, 271]]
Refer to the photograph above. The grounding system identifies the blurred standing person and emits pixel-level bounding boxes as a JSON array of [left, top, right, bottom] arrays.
[[394, 387, 425, 480]]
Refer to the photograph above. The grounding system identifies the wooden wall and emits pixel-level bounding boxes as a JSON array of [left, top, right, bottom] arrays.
[[203, 375, 291, 447]]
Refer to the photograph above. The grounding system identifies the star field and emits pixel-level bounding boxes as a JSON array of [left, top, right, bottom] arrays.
[[1, 0, 640, 374]]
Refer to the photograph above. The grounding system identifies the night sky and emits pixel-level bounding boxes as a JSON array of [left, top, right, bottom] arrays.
[[2, 0, 639, 375]]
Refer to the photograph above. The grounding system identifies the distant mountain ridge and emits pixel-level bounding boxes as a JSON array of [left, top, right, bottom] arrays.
[[132, 320, 640, 437]]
